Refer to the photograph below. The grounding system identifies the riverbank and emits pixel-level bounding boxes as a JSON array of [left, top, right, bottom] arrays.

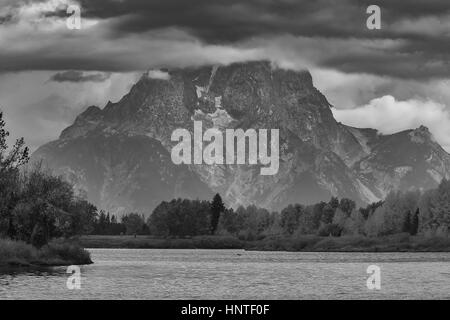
[[79, 234, 450, 252], [0, 239, 93, 267]]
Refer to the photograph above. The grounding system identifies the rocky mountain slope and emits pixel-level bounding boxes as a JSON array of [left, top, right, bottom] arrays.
[[32, 61, 450, 214]]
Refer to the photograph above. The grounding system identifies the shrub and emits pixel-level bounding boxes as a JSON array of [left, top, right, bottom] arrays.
[[0, 239, 36, 265], [0, 238, 92, 266], [39, 239, 92, 265], [317, 224, 342, 237]]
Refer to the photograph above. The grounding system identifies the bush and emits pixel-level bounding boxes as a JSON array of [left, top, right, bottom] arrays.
[[317, 224, 342, 237], [39, 239, 92, 265], [291, 235, 322, 250], [0, 238, 92, 266], [0, 239, 37, 265]]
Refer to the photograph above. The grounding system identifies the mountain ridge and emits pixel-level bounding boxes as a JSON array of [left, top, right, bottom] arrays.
[[32, 60, 450, 214]]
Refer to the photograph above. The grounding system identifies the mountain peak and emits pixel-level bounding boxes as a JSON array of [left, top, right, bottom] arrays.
[[415, 125, 430, 133], [34, 63, 450, 213], [409, 125, 434, 144]]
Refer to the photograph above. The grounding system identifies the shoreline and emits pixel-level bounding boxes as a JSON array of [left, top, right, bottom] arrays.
[[85, 247, 450, 253], [78, 234, 450, 252]]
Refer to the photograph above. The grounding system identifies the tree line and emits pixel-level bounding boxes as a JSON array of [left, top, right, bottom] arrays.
[[93, 194, 225, 236], [143, 183, 450, 239]]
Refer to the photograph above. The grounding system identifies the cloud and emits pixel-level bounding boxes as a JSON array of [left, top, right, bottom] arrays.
[[72, 0, 450, 40], [146, 70, 170, 80], [310, 69, 388, 108], [332, 95, 450, 151], [391, 14, 450, 37], [0, 71, 140, 151], [0, 20, 266, 72], [0, 0, 448, 80], [311, 68, 450, 109], [50, 70, 111, 82]]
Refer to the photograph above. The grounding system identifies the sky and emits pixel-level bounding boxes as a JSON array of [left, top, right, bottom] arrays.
[[0, 0, 449, 151]]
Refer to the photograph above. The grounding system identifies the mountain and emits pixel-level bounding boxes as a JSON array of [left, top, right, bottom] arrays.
[[32, 61, 450, 214]]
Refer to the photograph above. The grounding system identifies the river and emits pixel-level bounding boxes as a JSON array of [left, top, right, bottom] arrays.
[[1, 249, 449, 299]]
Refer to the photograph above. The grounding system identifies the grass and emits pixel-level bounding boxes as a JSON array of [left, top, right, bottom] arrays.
[[79, 235, 244, 249], [79, 233, 450, 252], [247, 233, 450, 252], [0, 238, 93, 267]]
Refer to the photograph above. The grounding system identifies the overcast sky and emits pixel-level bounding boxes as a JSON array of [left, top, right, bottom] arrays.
[[0, 0, 449, 151]]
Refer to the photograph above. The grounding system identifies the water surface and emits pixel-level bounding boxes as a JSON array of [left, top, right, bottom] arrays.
[[1, 249, 449, 299]]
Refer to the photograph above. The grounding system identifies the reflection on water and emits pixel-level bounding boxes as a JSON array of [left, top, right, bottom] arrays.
[[1, 249, 449, 299]]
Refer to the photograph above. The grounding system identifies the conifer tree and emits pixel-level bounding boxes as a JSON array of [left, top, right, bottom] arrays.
[[210, 194, 225, 234], [411, 208, 419, 235], [402, 210, 412, 234]]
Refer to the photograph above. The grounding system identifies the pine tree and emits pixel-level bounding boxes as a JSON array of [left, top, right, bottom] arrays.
[[411, 208, 419, 235], [402, 210, 412, 234], [210, 193, 225, 235], [98, 210, 107, 234]]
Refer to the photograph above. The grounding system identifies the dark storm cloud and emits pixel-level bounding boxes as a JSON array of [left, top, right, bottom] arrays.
[[74, 0, 450, 79], [0, 14, 13, 25], [13, 0, 450, 41], [322, 46, 450, 80], [74, 0, 365, 41], [1, 0, 449, 79], [350, 0, 450, 18], [73, 0, 449, 40], [50, 70, 111, 82]]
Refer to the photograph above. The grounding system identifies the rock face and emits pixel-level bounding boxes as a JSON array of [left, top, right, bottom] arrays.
[[32, 61, 450, 214]]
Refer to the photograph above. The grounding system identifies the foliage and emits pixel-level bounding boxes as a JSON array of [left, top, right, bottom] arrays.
[[0, 238, 92, 266], [419, 179, 450, 236], [0, 112, 98, 247], [148, 198, 211, 237], [93, 210, 126, 235], [3, 164, 98, 246], [122, 213, 147, 235], [218, 205, 275, 240], [317, 223, 342, 237], [144, 180, 450, 239], [365, 190, 420, 237], [0, 112, 29, 173], [280, 204, 303, 235], [210, 193, 225, 234]]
